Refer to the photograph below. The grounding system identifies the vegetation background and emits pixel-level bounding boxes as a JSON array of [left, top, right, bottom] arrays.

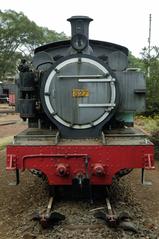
[[0, 10, 67, 81]]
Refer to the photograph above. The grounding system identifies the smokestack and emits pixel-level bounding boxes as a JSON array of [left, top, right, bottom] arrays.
[[67, 16, 93, 53], [67, 16, 93, 39]]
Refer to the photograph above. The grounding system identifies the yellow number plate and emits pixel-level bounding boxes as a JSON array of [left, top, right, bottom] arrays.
[[72, 89, 89, 97]]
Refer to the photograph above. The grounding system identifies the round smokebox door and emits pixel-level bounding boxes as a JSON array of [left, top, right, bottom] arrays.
[[44, 57, 116, 129]]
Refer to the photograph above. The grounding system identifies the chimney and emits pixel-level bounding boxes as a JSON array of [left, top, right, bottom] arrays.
[[67, 16, 93, 38], [67, 16, 93, 53]]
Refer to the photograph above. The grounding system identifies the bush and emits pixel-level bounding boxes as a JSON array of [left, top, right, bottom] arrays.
[[135, 115, 159, 160]]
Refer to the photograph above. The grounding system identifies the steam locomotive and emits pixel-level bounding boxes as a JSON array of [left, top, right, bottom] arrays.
[[6, 16, 154, 187]]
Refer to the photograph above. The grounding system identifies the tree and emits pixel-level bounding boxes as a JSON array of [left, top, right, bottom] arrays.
[[128, 52, 145, 71], [0, 10, 67, 81], [141, 46, 159, 114], [129, 48, 159, 115]]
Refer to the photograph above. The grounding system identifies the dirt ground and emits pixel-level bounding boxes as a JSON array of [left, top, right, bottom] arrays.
[[0, 113, 27, 147], [0, 112, 159, 239]]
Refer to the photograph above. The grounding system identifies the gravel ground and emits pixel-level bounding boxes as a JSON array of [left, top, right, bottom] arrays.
[[0, 113, 159, 239], [1, 149, 159, 239]]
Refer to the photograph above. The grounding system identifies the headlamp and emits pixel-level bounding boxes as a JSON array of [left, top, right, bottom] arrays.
[[71, 34, 88, 52]]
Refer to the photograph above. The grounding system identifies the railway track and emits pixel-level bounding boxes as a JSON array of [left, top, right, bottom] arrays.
[[0, 119, 158, 239], [0, 164, 158, 239]]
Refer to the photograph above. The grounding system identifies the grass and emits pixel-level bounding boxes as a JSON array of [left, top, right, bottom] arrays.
[[135, 115, 159, 160], [135, 115, 159, 134], [0, 136, 13, 150]]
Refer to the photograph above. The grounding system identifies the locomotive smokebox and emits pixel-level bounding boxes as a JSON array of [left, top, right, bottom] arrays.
[[67, 16, 93, 52]]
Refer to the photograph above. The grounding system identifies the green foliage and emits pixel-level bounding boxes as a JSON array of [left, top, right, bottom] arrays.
[[135, 115, 159, 133], [128, 52, 145, 71], [141, 47, 159, 115], [0, 10, 68, 81], [129, 48, 159, 115], [135, 115, 159, 159]]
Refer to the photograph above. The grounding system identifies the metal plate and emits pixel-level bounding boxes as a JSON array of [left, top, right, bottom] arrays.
[[44, 57, 117, 129], [72, 89, 89, 97], [7, 143, 154, 185]]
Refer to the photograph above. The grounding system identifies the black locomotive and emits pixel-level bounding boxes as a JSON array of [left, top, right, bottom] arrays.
[[16, 16, 146, 138], [7, 15, 154, 193]]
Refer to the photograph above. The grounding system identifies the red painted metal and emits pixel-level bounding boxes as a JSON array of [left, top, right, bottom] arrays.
[[56, 163, 69, 176], [8, 93, 15, 106], [143, 153, 155, 170], [92, 163, 105, 176], [6, 144, 154, 185]]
